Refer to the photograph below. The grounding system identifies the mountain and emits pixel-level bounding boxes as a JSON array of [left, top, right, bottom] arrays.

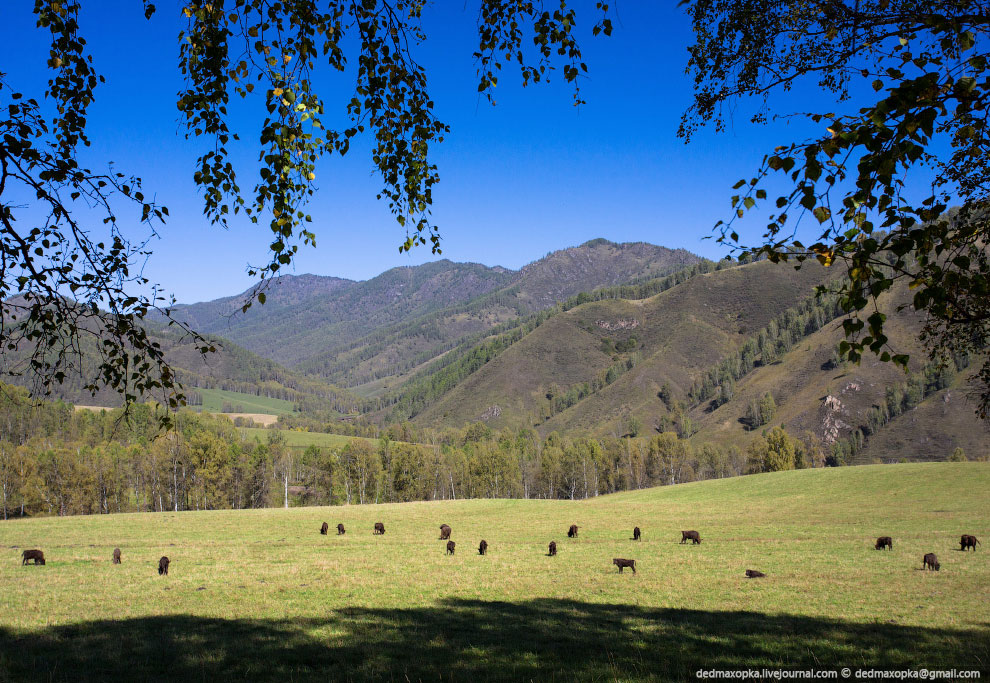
[[383, 258, 988, 460], [1, 321, 359, 414], [166, 261, 515, 367], [168, 240, 703, 390], [406, 259, 828, 432]]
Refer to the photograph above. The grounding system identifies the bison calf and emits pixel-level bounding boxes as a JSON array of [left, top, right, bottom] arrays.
[[21, 549, 45, 565], [875, 536, 893, 551], [960, 534, 981, 551], [680, 530, 701, 545], [632, 526, 641, 541], [479, 539, 488, 555], [158, 556, 170, 576], [446, 540, 456, 555], [567, 524, 579, 538], [320, 522, 329, 535], [613, 558, 636, 573], [439, 524, 452, 540], [373, 522, 385, 535], [337, 523, 345, 535], [745, 569, 766, 578], [112, 547, 122, 564], [548, 541, 557, 557], [922, 553, 940, 571]]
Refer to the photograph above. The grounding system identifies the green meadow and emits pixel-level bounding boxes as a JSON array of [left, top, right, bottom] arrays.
[[1, 463, 988, 681], [192, 388, 296, 415]]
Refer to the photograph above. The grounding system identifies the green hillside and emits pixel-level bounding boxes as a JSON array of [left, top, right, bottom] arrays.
[[686, 280, 990, 461], [6, 325, 361, 415], [411, 259, 829, 433], [192, 389, 296, 415], [170, 240, 701, 389], [1, 463, 986, 680]]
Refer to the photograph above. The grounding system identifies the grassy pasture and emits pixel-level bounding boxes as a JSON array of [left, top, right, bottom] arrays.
[[0, 463, 988, 681], [192, 388, 296, 415]]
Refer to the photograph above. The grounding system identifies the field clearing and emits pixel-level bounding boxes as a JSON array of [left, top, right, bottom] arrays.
[[225, 412, 279, 426], [191, 388, 296, 415], [1, 463, 988, 681]]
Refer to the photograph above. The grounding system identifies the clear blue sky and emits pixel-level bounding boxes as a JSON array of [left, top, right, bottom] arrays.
[[3, 2, 828, 304]]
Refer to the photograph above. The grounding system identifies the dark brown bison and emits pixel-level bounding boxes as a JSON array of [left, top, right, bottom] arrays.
[[613, 558, 636, 573], [373, 522, 385, 535], [960, 534, 981, 551], [320, 522, 329, 535], [680, 530, 701, 544], [567, 524, 579, 538], [922, 553, 940, 571], [548, 541, 557, 557], [158, 556, 170, 575], [479, 539, 488, 555], [439, 524, 452, 540], [745, 569, 766, 578], [875, 536, 893, 550], [632, 526, 641, 541], [21, 549, 45, 565], [112, 547, 121, 564], [337, 523, 345, 535], [446, 540, 456, 555]]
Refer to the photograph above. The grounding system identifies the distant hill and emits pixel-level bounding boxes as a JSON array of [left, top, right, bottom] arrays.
[[1, 322, 360, 414], [166, 261, 515, 367], [685, 279, 990, 462], [379, 258, 989, 460], [405, 259, 827, 433], [167, 240, 702, 389]]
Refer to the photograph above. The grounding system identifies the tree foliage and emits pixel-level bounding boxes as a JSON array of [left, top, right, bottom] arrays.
[[682, 1, 990, 417], [1, 0, 612, 415]]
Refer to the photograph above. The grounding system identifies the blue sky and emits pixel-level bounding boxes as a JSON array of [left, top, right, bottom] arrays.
[[3, 2, 830, 304]]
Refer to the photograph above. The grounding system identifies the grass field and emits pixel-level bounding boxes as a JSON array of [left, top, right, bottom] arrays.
[[1, 463, 988, 681], [192, 388, 296, 415]]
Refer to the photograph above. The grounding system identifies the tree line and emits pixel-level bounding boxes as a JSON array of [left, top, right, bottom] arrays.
[[1, 380, 882, 520]]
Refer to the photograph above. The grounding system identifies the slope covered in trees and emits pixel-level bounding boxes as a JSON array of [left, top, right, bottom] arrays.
[[168, 240, 701, 389], [408, 259, 830, 434]]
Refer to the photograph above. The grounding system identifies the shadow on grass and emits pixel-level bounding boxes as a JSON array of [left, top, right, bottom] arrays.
[[1, 599, 987, 681]]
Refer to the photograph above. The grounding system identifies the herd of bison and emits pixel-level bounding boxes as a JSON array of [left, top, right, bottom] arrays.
[[17, 522, 981, 577]]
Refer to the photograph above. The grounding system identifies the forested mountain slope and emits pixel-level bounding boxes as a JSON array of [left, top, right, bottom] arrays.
[[410, 260, 828, 433], [169, 240, 701, 390]]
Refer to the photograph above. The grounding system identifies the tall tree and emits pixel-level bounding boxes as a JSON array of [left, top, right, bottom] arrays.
[[682, 1, 990, 417], [2, 1, 611, 413]]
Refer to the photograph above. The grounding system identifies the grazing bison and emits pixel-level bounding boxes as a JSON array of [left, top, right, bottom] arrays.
[[613, 558, 636, 573], [922, 553, 940, 571], [373, 522, 385, 535], [112, 547, 122, 564], [680, 530, 701, 545], [960, 534, 981, 551], [337, 523, 345, 535], [548, 541, 557, 557], [567, 524, 579, 538], [446, 540, 456, 555], [479, 539, 488, 555], [875, 536, 893, 550], [320, 522, 329, 535], [21, 549, 45, 565], [745, 569, 766, 578], [632, 526, 641, 541], [439, 524, 452, 540], [158, 556, 170, 576]]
